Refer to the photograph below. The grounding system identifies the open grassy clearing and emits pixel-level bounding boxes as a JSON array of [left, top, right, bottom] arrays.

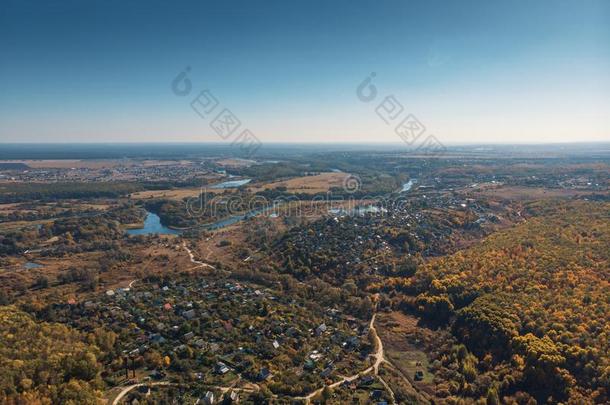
[[464, 184, 608, 201], [129, 187, 227, 200], [376, 312, 440, 396], [129, 172, 351, 200], [250, 172, 350, 194]]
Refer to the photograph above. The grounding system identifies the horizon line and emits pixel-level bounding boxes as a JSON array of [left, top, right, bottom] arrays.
[[1, 140, 609, 146]]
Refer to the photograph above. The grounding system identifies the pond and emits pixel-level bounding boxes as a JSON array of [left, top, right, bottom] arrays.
[[126, 212, 183, 236], [24, 261, 43, 270], [210, 178, 252, 189]]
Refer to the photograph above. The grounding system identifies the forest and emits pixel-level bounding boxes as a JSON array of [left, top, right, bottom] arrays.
[[389, 201, 610, 403], [0, 306, 106, 404]]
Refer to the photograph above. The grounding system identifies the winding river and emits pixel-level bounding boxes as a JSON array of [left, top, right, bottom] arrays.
[[127, 206, 273, 236], [400, 179, 416, 192], [126, 212, 182, 235]]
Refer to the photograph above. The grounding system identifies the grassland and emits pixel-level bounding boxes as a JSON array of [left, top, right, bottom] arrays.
[[130, 172, 351, 200], [250, 172, 350, 194]]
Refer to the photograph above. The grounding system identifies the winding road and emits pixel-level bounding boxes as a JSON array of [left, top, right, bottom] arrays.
[[109, 266, 403, 404], [182, 241, 216, 270], [110, 382, 173, 405], [294, 312, 396, 404], [107, 313, 396, 404]]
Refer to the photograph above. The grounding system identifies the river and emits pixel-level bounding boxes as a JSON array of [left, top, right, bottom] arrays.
[[196, 206, 272, 230], [126, 212, 183, 235], [400, 179, 416, 192], [127, 206, 273, 235], [210, 178, 252, 189]]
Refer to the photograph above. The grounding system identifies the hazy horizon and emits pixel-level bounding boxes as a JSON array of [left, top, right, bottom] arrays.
[[2, 140, 610, 146], [1, 0, 609, 144]]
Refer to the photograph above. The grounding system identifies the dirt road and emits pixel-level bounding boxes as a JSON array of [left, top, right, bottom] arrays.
[[110, 382, 173, 405], [182, 241, 216, 270], [107, 313, 400, 404], [294, 312, 395, 404]]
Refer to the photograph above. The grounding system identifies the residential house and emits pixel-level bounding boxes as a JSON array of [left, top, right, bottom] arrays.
[[227, 390, 239, 403], [320, 366, 333, 378], [371, 390, 383, 400], [360, 375, 374, 386], [257, 367, 271, 381], [202, 391, 214, 404], [215, 362, 230, 375]]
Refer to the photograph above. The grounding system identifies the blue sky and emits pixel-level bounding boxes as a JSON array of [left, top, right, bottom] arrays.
[[0, 0, 608, 143]]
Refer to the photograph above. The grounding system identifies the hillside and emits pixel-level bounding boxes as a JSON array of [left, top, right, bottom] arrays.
[[0, 306, 105, 404], [401, 201, 609, 403]]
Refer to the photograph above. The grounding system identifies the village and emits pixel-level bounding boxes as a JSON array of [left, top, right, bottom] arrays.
[[0, 159, 219, 184], [46, 271, 400, 403]]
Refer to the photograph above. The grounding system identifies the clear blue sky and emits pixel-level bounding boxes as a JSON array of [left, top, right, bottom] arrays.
[[1, 0, 608, 143]]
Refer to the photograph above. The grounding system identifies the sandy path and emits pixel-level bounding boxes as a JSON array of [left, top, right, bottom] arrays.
[[182, 241, 216, 270], [294, 312, 396, 404], [110, 382, 173, 405]]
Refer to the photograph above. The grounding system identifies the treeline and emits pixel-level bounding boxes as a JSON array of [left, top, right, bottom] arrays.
[[231, 162, 309, 181], [0, 179, 228, 204], [0, 182, 142, 203], [0, 163, 29, 170], [0, 207, 100, 223]]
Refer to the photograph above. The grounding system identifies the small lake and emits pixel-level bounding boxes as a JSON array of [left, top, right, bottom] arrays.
[[24, 261, 43, 270], [126, 212, 183, 236], [211, 178, 252, 189], [400, 179, 416, 192]]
